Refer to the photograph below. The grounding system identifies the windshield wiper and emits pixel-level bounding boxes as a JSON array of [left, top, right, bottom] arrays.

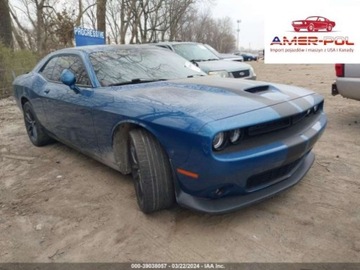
[[189, 59, 203, 66], [108, 78, 167, 86], [190, 59, 204, 62], [205, 58, 219, 61], [187, 74, 205, 78]]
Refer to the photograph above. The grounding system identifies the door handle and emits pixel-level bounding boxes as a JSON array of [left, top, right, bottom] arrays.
[[44, 89, 50, 94]]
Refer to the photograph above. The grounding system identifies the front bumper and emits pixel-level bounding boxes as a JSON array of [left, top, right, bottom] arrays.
[[176, 152, 314, 214], [246, 75, 257, 80], [173, 107, 327, 214]]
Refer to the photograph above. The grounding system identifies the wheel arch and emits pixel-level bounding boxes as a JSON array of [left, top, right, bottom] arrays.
[[20, 96, 30, 108], [111, 119, 168, 175]]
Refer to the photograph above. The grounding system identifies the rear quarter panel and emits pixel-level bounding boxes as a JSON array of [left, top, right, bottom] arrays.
[[13, 72, 47, 126]]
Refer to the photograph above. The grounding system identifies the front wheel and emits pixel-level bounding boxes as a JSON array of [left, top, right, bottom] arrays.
[[307, 23, 314, 32], [23, 102, 53, 146], [129, 129, 175, 213], [326, 24, 333, 32]]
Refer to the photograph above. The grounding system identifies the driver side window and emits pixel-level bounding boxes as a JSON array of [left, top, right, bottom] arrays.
[[40, 55, 92, 87]]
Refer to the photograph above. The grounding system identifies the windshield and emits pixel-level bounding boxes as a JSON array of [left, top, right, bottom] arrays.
[[203, 44, 221, 57], [89, 47, 205, 86], [306, 17, 318, 21], [172, 43, 219, 62]]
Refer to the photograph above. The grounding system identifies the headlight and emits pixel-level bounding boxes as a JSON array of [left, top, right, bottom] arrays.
[[208, 70, 230, 78], [249, 66, 256, 77], [229, 129, 243, 144], [313, 104, 319, 113], [213, 132, 226, 150], [306, 108, 312, 116]]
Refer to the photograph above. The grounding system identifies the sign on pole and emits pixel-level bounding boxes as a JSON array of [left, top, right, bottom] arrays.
[[74, 27, 105, 46]]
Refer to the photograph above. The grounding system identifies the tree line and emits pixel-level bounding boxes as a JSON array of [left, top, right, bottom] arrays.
[[0, 0, 236, 55]]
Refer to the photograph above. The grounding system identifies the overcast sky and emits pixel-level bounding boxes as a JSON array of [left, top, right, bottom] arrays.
[[212, 0, 359, 51]]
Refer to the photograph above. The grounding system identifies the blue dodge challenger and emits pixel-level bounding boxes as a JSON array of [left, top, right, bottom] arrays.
[[13, 45, 327, 214]]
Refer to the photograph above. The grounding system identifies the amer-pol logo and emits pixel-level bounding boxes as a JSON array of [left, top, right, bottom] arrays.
[[265, 12, 360, 64], [291, 16, 336, 32], [270, 36, 355, 46]]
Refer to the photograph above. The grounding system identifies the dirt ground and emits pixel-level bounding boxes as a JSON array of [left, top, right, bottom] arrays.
[[0, 62, 359, 263]]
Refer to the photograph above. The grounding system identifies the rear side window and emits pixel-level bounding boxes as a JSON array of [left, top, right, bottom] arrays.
[[40, 55, 92, 87], [40, 57, 58, 81]]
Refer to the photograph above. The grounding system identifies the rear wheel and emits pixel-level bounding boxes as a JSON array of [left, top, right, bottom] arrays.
[[129, 129, 175, 213], [294, 28, 300, 32], [23, 102, 53, 146]]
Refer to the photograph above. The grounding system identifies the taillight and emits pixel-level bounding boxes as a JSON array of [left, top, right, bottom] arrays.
[[335, 63, 344, 77]]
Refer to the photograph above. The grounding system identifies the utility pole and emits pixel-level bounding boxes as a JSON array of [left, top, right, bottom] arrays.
[[236, 20, 241, 51]]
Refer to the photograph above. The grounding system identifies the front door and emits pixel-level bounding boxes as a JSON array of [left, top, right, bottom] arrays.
[[38, 54, 99, 154]]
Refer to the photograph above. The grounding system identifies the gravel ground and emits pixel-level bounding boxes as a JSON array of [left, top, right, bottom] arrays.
[[0, 62, 359, 262]]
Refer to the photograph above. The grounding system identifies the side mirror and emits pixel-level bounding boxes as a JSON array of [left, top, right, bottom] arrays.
[[60, 69, 80, 93]]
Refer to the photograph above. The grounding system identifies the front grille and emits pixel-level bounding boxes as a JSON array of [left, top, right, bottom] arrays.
[[232, 69, 250, 78], [215, 101, 324, 155], [246, 158, 301, 190], [246, 108, 318, 137], [248, 118, 291, 136]]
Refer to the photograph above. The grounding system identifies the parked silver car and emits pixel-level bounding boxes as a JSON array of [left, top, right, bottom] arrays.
[[155, 42, 256, 80], [203, 44, 244, 62]]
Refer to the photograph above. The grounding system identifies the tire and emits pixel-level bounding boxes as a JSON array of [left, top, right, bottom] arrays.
[[307, 23, 314, 32], [129, 129, 175, 213], [294, 28, 300, 32], [327, 24, 333, 32], [23, 102, 53, 146]]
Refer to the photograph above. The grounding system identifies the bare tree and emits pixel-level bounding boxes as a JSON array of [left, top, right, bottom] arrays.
[[177, 7, 236, 52], [7, 0, 235, 53], [9, 0, 54, 54], [0, 0, 12, 48], [9, 0, 97, 52], [83, 0, 97, 29], [96, 0, 107, 37], [34, 0, 47, 54], [125, 0, 196, 43]]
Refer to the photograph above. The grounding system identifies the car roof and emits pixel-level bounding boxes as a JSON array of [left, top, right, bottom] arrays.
[[53, 44, 158, 55], [33, 44, 165, 72], [306, 16, 327, 19], [155, 41, 200, 46]]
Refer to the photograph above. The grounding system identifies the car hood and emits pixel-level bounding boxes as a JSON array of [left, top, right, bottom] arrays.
[[110, 77, 315, 131], [196, 59, 251, 73], [219, 53, 243, 60]]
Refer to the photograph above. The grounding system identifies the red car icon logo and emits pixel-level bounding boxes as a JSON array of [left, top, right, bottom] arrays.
[[292, 16, 336, 32]]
